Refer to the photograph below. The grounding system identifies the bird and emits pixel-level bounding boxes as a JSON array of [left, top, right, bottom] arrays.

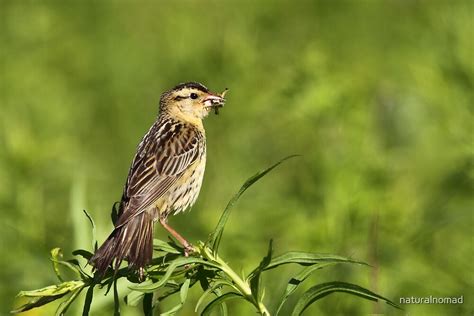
[[89, 82, 226, 279]]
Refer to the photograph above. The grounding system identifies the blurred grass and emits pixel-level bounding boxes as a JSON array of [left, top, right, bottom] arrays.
[[1, 0, 473, 315]]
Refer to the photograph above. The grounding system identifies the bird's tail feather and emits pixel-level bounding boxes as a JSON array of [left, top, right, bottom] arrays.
[[89, 212, 154, 278]]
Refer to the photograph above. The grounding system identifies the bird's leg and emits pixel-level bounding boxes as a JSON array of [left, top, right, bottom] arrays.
[[158, 217, 194, 256]]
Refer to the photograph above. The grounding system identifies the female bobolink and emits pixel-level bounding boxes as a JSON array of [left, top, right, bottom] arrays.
[[90, 82, 226, 278]]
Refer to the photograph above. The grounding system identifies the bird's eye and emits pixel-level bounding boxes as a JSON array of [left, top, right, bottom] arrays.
[[190, 93, 198, 99]]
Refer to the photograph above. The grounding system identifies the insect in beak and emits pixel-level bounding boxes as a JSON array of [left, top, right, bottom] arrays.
[[203, 88, 228, 115]]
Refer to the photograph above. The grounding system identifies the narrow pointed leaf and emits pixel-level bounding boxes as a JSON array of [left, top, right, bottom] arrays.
[[180, 278, 191, 303], [110, 201, 120, 225], [130, 257, 219, 293], [264, 252, 367, 271], [275, 262, 344, 315], [11, 294, 68, 313], [156, 284, 181, 302], [72, 249, 94, 261], [291, 281, 401, 315], [143, 293, 153, 316], [201, 292, 243, 316], [249, 240, 273, 301], [195, 280, 237, 313], [153, 238, 181, 254], [161, 304, 181, 315], [160, 303, 182, 316], [113, 280, 120, 316], [219, 301, 228, 316], [82, 209, 96, 230], [160, 279, 191, 316], [248, 240, 274, 280], [50, 248, 89, 280], [17, 281, 85, 298], [195, 287, 217, 313], [55, 288, 83, 316], [82, 285, 94, 316], [83, 210, 97, 251], [125, 291, 145, 307], [51, 248, 65, 282], [214, 288, 229, 316], [195, 265, 214, 291], [208, 155, 299, 254]]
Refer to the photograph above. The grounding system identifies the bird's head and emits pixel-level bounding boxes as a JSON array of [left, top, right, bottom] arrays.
[[160, 82, 227, 123]]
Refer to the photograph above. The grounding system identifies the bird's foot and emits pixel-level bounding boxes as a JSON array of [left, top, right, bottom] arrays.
[[183, 242, 196, 257]]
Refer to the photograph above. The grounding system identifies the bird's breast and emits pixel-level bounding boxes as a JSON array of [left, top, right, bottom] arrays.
[[157, 146, 206, 217]]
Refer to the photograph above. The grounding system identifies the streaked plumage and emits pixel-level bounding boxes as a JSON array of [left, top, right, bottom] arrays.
[[90, 82, 225, 278]]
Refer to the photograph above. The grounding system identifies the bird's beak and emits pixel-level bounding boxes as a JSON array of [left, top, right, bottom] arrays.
[[203, 89, 228, 115]]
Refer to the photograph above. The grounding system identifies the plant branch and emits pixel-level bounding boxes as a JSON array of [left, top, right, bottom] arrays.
[[200, 244, 271, 316]]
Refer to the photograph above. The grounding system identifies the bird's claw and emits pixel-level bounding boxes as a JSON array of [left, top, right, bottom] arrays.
[[183, 243, 196, 257]]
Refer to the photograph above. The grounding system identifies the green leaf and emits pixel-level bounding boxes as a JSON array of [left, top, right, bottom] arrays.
[[131, 257, 220, 293], [161, 279, 191, 316], [12, 281, 85, 313], [180, 278, 191, 302], [155, 283, 181, 302], [291, 281, 401, 316], [143, 293, 153, 316], [110, 201, 120, 226], [264, 252, 366, 271], [125, 290, 145, 307], [201, 292, 243, 316], [17, 281, 85, 298], [208, 155, 299, 254], [82, 209, 95, 230], [275, 262, 343, 315], [113, 280, 120, 316], [72, 249, 94, 261], [50, 248, 90, 280], [218, 296, 228, 316], [51, 248, 65, 282], [11, 295, 68, 313], [161, 303, 182, 316], [248, 240, 273, 301], [195, 266, 213, 291], [82, 285, 94, 316], [195, 287, 216, 313], [195, 280, 237, 313], [55, 288, 83, 316], [160, 304, 181, 316], [153, 238, 182, 254], [209, 287, 229, 316], [83, 210, 97, 251]]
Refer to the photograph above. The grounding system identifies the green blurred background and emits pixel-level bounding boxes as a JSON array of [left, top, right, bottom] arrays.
[[1, 0, 472, 315]]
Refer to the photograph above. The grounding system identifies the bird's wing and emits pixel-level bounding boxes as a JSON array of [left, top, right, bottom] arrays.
[[115, 121, 203, 228]]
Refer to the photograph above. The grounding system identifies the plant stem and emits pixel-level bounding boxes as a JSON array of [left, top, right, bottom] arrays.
[[202, 246, 271, 315]]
